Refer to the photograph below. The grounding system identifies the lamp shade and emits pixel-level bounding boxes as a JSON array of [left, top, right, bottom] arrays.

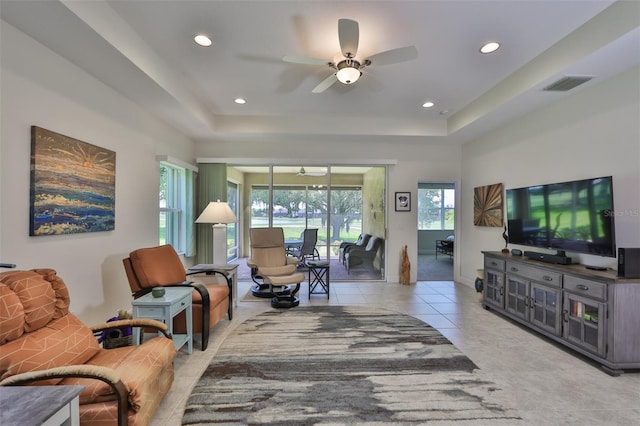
[[195, 200, 237, 224]]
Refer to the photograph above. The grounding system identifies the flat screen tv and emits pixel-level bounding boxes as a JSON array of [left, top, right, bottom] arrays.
[[506, 176, 616, 257]]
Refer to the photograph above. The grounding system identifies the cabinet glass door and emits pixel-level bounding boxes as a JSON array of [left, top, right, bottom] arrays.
[[484, 269, 504, 309], [506, 276, 528, 320], [563, 293, 605, 356], [530, 283, 561, 336]]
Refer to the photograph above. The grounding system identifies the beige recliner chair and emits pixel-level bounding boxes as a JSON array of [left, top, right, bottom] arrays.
[[247, 227, 305, 308]]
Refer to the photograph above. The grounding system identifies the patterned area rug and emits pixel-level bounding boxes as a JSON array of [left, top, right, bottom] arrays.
[[182, 306, 522, 425]]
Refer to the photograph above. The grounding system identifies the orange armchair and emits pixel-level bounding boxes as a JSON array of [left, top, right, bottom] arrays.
[[123, 244, 232, 351]]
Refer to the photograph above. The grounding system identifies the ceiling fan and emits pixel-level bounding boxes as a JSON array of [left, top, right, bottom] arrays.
[[297, 166, 326, 177], [283, 18, 418, 93]]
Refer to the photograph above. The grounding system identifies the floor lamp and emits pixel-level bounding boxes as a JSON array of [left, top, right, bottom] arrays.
[[195, 200, 237, 265]]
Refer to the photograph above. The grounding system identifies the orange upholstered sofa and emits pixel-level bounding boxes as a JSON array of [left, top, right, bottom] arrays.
[[0, 269, 178, 425]]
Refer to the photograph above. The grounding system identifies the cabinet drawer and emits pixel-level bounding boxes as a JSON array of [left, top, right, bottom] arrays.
[[484, 257, 505, 271], [134, 306, 164, 318], [170, 293, 191, 317], [564, 275, 607, 301], [506, 262, 562, 287]]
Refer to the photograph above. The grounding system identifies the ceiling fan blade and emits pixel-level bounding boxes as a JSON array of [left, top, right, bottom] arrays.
[[364, 45, 418, 66], [338, 18, 359, 58], [283, 55, 329, 66], [312, 74, 338, 93]]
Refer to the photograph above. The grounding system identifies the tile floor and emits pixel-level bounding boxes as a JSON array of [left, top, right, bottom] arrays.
[[153, 279, 640, 425]]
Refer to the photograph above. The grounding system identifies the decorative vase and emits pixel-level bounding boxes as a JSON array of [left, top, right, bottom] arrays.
[[400, 245, 410, 285], [475, 269, 484, 302], [151, 287, 166, 298]]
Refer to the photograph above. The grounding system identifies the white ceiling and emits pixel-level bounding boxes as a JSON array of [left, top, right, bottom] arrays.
[[2, 0, 638, 146]]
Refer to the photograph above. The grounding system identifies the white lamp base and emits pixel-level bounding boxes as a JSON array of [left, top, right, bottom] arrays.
[[212, 223, 228, 265]]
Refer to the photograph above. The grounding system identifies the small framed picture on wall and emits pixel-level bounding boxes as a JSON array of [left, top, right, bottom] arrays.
[[395, 192, 411, 212]]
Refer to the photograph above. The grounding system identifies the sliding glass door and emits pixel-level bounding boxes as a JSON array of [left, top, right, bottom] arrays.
[[231, 164, 386, 280]]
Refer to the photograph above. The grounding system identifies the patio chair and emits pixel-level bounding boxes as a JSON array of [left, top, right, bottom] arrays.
[[289, 228, 319, 265], [339, 233, 371, 264], [345, 236, 384, 273], [435, 235, 454, 259]]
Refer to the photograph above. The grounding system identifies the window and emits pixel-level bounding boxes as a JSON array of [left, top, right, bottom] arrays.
[[226, 180, 239, 261], [160, 162, 194, 254], [418, 183, 455, 230], [249, 183, 364, 258]]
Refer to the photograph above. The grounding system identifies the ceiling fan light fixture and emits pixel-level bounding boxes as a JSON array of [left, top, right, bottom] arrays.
[[336, 59, 361, 84], [336, 67, 360, 84]]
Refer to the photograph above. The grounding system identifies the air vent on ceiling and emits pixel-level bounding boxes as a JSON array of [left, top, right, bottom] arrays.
[[543, 76, 593, 92]]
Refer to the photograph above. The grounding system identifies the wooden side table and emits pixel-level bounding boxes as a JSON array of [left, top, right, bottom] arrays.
[[132, 287, 193, 354], [0, 385, 84, 426], [188, 263, 239, 308]]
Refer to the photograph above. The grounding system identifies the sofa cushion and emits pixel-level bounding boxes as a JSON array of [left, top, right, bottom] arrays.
[[59, 336, 177, 411], [32, 268, 71, 319], [0, 284, 25, 344], [0, 313, 100, 383], [0, 269, 71, 343], [0, 270, 56, 333], [364, 236, 380, 251], [195, 283, 229, 305]]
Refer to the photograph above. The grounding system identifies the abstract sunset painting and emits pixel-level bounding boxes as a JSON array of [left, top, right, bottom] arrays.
[[30, 126, 115, 236]]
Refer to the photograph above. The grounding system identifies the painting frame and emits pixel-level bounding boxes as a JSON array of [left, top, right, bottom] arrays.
[[395, 192, 411, 212], [30, 126, 116, 236], [473, 183, 504, 227]]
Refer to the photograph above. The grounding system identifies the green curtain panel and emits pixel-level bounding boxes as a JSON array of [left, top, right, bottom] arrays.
[[196, 163, 228, 264], [185, 169, 196, 257]]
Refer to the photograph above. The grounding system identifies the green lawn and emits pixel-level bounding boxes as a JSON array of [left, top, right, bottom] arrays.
[[252, 217, 361, 241], [161, 214, 363, 257]]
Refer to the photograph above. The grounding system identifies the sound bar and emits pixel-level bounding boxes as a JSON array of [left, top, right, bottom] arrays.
[[524, 251, 572, 265]]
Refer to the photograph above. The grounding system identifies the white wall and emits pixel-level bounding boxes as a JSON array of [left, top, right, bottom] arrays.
[[459, 66, 640, 286], [0, 23, 196, 325], [195, 139, 462, 283]]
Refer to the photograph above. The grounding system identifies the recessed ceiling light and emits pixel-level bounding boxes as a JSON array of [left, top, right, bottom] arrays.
[[480, 42, 500, 54], [422, 101, 435, 108], [193, 34, 212, 47], [234, 98, 246, 104]]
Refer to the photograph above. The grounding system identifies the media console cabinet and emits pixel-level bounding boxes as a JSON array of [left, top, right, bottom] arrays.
[[482, 251, 640, 375]]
